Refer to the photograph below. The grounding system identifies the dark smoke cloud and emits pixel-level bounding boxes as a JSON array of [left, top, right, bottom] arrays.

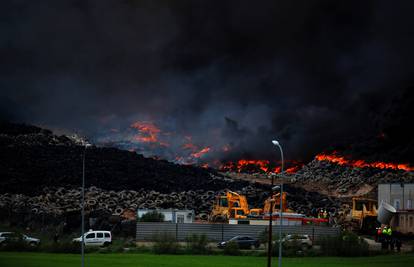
[[1, 0, 414, 162]]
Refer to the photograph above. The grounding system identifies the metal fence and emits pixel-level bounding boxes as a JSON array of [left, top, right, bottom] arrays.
[[136, 222, 340, 242]]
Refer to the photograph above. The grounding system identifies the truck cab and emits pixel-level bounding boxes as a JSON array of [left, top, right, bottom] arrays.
[[230, 207, 247, 219]]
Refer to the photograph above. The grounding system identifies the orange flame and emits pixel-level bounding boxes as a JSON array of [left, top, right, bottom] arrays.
[[315, 151, 414, 171], [239, 159, 270, 172], [220, 159, 270, 173], [219, 159, 303, 173], [191, 147, 211, 158], [130, 121, 169, 146], [286, 165, 301, 173]]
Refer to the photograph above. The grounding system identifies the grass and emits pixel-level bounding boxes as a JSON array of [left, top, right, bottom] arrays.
[[0, 252, 413, 267]]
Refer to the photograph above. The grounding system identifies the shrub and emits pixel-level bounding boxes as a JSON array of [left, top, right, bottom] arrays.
[[132, 245, 152, 253], [258, 228, 269, 245], [259, 229, 283, 250], [280, 239, 302, 257], [223, 241, 240, 256], [124, 238, 137, 248], [185, 234, 210, 254], [139, 211, 165, 222], [152, 232, 181, 254], [318, 231, 369, 257], [0, 239, 38, 252], [41, 241, 84, 254], [98, 240, 124, 253]]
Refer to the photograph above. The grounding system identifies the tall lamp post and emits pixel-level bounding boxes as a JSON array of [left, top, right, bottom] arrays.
[[81, 143, 91, 267], [266, 173, 275, 267], [272, 140, 284, 267]]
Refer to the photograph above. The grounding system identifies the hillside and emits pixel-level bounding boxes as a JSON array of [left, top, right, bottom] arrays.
[[0, 122, 339, 228], [0, 122, 246, 195]]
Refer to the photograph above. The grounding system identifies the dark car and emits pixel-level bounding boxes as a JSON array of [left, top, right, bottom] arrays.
[[0, 232, 40, 247], [217, 235, 260, 249]]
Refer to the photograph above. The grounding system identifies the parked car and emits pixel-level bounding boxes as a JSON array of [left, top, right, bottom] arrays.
[[0, 232, 40, 247], [73, 230, 112, 247], [283, 234, 313, 249], [217, 235, 260, 249]]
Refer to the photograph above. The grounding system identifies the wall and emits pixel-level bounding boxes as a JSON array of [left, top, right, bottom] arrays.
[[378, 184, 414, 234], [391, 211, 414, 234], [378, 183, 414, 210]]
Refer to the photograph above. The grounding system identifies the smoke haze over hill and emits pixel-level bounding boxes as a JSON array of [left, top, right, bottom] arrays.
[[1, 1, 414, 162]]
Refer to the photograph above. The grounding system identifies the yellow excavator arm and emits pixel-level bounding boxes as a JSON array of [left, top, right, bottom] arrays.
[[263, 192, 287, 213]]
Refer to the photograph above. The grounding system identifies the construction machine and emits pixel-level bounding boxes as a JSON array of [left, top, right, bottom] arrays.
[[349, 197, 378, 232], [209, 191, 262, 222], [263, 192, 288, 214]]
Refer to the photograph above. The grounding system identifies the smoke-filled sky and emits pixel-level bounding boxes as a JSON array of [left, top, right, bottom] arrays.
[[1, 1, 414, 162]]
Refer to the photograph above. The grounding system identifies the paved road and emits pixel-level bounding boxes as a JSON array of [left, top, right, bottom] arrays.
[[363, 237, 412, 252]]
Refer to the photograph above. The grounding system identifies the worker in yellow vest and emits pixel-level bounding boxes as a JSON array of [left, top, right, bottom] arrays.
[[382, 226, 392, 250], [384, 226, 392, 236]]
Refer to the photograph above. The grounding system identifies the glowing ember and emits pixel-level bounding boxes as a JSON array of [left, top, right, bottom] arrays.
[[131, 121, 160, 143], [200, 163, 210, 169], [315, 151, 414, 171], [239, 159, 269, 172], [191, 147, 211, 158], [182, 142, 198, 150], [218, 159, 303, 173], [130, 121, 169, 146], [222, 144, 231, 152], [221, 160, 269, 173], [105, 120, 304, 173], [285, 165, 301, 173]]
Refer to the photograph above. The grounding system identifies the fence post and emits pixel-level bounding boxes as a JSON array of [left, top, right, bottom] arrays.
[[221, 224, 224, 241], [312, 227, 315, 241], [176, 223, 178, 241]]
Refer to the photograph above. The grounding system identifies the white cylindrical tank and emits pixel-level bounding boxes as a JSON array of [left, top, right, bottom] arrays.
[[377, 201, 396, 224]]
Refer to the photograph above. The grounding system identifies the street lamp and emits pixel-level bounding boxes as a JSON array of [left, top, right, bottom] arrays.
[[271, 140, 284, 267], [81, 143, 91, 267], [267, 172, 275, 267]]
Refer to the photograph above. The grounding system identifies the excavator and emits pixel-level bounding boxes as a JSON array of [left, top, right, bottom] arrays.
[[263, 192, 288, 213], [209, 191, 262, 222], [262, 192, 331, 225], [210, 191, 330, 225]]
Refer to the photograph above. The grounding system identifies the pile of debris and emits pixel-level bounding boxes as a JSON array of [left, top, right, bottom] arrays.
[[0, 122, 252, 195], [0, 122, 345, 228], [293, 159, 414, 196], [0, 184, 341, 226]]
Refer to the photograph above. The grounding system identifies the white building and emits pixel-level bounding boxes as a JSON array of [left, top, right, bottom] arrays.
[[378, 183, 414, 210], [137, 209, 194, 223], [378, 183, 414, 234]]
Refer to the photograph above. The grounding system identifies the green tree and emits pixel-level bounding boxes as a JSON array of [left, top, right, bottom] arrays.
[[139, 211, 165, 222]]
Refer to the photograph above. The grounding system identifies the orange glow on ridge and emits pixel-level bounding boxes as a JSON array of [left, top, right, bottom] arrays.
[[315, 151, 413, 171]]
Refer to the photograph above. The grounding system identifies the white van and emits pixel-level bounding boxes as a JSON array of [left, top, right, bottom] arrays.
[[73, 230, 112, 247]]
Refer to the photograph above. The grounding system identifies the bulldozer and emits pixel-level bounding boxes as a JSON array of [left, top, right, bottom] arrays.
[[349, 197, 378, 232], [209, 191, 262, 222]]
